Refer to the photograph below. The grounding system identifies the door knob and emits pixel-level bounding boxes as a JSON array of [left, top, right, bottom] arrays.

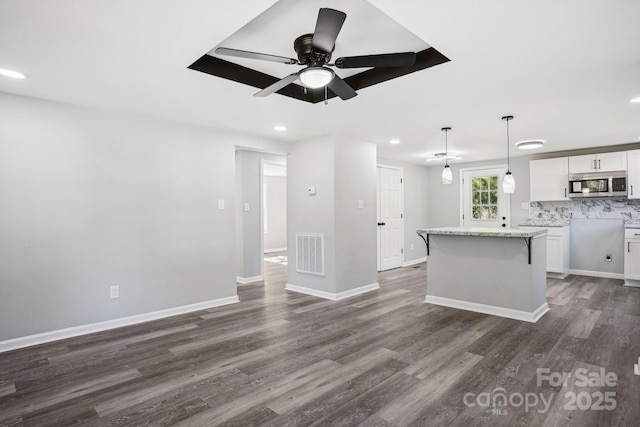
[[501, 224, 506, 227], [502, 216, 506, 220]]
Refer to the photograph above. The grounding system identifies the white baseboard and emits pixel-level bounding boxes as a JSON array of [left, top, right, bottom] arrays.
[[569, 269, 624, 280], [424, 295, 549, 323], [285, 283, 380, 301], [402, 257, 426, 268], [0, 296, 240, 354], [264, 247, 287, 254], [624, 278, 640, 288], [547, 272, 568, 279], [236, 276, 263, 284]]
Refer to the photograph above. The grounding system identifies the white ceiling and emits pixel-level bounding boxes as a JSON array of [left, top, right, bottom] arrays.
[[1, 0, 639, 165]]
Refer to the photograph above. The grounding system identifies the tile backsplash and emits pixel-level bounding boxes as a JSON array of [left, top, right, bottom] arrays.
[[527, 199, 640, 227]]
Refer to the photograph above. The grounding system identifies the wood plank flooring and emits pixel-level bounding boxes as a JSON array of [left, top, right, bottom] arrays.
[[1, 260, 640, 426]]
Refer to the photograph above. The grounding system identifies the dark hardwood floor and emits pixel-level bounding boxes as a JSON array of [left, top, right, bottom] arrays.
[[1, 259, 640, 426]]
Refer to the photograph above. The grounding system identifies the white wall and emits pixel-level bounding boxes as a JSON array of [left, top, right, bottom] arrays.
[[263, 175, 287, 252], [287, 137, 336, 293], [334, 136, 378, 292], [0, 92, 290, 341], [286, 135, 377, 295], [426, 156, 531, 228]]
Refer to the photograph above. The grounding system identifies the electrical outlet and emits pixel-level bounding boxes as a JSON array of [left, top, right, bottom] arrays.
[[605, 254, 612, 262], [521, 202, 529, 210], [110, 285, 120, 299], [218, 199, 225, 210]]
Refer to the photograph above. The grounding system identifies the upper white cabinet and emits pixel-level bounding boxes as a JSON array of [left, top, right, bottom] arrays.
[[568, 152, 627, 174], [628, 149, 640, 199], [530, 157, 569, 201]]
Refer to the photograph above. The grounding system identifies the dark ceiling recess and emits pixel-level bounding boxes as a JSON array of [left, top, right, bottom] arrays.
[[188, 47, 450, 104]]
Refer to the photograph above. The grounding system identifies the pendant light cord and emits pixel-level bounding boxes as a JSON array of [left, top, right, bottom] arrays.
[[445, 129, 449, 167], [506, 119, 510, 171], [502, 116, 513, 172], [441, 127, 451, 167]]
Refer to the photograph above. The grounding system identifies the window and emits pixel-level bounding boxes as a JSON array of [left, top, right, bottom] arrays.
[[471, 176, 498, 220]]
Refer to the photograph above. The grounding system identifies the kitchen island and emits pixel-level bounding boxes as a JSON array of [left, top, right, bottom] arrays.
[[417, 227, 548, 323]]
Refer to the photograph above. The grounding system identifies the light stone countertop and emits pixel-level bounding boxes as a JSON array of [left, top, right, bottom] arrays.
[[417, 227, 547, 238], [518, 221, 569, 228]]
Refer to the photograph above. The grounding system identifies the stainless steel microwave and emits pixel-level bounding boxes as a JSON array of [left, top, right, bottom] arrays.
[[568, 171, 627, 198]]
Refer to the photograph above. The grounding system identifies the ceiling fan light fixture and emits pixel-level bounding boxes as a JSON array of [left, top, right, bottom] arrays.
[[299, 67, 334, 89], [516, 139, 544, 150]]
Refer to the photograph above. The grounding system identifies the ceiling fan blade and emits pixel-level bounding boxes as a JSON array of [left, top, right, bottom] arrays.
[[254, 73, 300, 97], [214, 47, 298, 65], [328, 75, 357, 100], [311, 8, 347, 53], [335, 52, 417, 69]]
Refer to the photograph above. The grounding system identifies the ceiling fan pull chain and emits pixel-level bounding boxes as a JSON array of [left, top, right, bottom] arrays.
[[324, 85, 328, 105]]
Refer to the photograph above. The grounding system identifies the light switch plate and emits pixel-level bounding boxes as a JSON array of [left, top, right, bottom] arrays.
[[244, 203, 250, 212], [357, 200, 364, 209], [218, 199, 225, 210], [521, 202, 529, 210]]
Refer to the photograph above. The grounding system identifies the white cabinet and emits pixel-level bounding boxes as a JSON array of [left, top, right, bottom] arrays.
[[627, 149, 640, 199], [520, 225, 570, 278], [568, 152, 627, 174], [624, 228, 640, 286], [529, 157, 569, 201]]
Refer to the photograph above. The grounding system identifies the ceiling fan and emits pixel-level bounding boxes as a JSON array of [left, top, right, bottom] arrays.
[[214, 8, 417, 101]]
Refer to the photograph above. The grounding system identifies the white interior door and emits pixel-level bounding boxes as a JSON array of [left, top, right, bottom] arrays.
[[461, 167, 510, 228], [378, 166, 403, 271]]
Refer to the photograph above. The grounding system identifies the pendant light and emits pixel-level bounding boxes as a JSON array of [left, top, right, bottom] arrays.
[[441, 127, 453, 185], [502, 115, 515, 193]]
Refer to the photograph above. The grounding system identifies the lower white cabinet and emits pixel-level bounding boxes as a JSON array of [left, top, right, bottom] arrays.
[[520, 225, 570, 278], [624, 228, 640, 286]]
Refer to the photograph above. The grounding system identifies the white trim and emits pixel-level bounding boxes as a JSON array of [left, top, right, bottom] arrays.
[[0, 296, 240, 354], [624, 279, 640, 288], [547, 272, 568, 280], [424, 295, 549, 323], [264, 247, 287, 254], [285, 283, 380, 301], [569, 269, 624, 280], [236, 275, 263, 284], [402, 257, 426, 267]]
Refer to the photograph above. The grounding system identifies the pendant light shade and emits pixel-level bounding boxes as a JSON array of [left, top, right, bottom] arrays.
[[503, 171, 516, 193], [442, 164, 453, 184], [441, 127, 452, 185], [501, 116, 515, 194]]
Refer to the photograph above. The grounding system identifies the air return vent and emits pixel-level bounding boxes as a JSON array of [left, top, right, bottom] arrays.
[[296, 233, 325, 276]]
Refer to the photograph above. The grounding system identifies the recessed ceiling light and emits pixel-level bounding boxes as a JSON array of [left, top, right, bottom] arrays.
[[0, 68, 28, 79], [389, 139, 400, 145], [631, 96, 640, 103], [273, 126, 287, 132], [516, 140, 544, 150]]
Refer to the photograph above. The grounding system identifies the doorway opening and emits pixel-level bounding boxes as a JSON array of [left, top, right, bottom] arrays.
[[234, 149, 286, 286], [262, 160, 288, 280]]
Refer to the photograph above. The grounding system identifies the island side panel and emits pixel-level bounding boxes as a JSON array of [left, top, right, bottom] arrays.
[[426, 234, 547, 316]]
